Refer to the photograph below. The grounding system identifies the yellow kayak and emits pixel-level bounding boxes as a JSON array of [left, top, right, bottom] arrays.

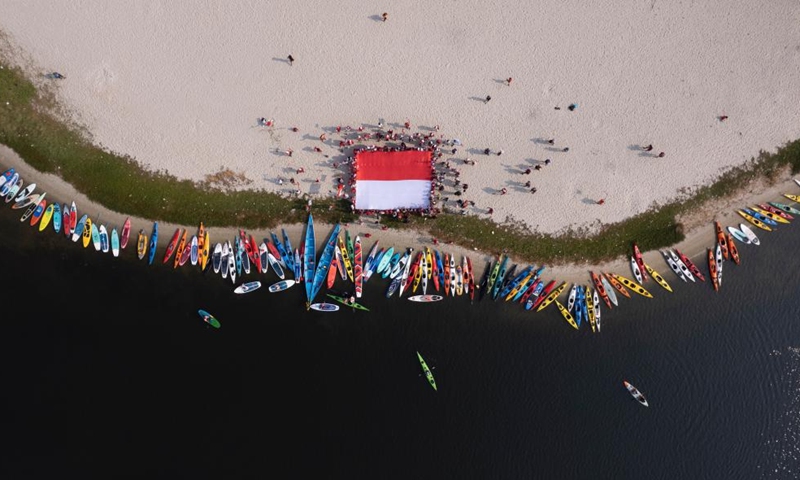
[[784, 193, 800, 203], [536, 281, 567, 312], [506, 271, 533, 302], [556, 299, 578, 330], [644, 263, 673, 293], [200, 230, 211, 271], [337, 234, 354, 282], [137, 229, 148, 260], [609, 273, 653, 298], [750, 206, 790, 224], [737, 210, 773, 231], [586, 285, 596, 333]]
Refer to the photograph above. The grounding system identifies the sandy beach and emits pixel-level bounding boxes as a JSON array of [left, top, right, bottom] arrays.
[[1, 1, 800, 282]]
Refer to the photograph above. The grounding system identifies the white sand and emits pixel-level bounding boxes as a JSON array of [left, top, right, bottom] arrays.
[[1, 1, 800, 281]]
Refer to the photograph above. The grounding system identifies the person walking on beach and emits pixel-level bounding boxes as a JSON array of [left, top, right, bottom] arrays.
[[506, 77, 513, 86], [642, 144, 653, 152], [485, 95, 492, 103], [657, 152, 665, 158], [534, 165, 542, 171], [287, 55, 295, 66], [544, 159, 551, 166], [382, 12, 388, 22], [523, 168, 531, 175], [499, 188, 507, 195], [596, 198, 605, 205]]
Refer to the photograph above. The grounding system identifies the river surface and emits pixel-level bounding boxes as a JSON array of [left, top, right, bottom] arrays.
[[1, 195, 799, 479]]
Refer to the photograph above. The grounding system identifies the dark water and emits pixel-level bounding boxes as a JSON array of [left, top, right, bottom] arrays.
[[2, 200, 800, 479]]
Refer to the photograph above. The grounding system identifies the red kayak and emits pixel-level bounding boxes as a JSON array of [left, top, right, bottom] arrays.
[[632, 242, 649, 282], [674, 248, 706, 282], [120, 217, 131, 249], [162, 228, 182, 264]]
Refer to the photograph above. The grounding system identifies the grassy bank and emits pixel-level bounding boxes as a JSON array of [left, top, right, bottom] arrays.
[[1, 60, 799, 265]]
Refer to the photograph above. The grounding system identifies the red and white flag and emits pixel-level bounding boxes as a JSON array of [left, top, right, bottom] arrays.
[[354, 150, 432, 210]]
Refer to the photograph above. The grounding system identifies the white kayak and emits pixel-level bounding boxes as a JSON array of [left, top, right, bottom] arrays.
[[408, 294, 444, 303]]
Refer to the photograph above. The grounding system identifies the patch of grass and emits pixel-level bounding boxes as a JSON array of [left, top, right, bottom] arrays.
[[1, 59, 798, 265]]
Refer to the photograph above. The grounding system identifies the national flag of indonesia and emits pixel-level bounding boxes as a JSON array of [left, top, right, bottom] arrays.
[[354, 150, 433, 211]]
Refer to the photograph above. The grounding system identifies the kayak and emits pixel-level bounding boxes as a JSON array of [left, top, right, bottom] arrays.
[[408, 294, 444, 302], [417, 351, 437, 391], [737, 210, 772, 231], [609, 273, 653, 299], [644, 264, 672, 293], [674, 248, 706, 282], [555, 299, 578, 330], [623, 381, 649, 407], [327, 293, 370, 311]]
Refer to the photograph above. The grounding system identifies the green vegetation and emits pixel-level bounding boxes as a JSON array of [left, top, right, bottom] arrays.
[[1, 60, 799, 265]]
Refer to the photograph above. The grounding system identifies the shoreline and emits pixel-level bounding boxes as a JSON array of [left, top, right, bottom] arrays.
[[3, 143, 796, 286]]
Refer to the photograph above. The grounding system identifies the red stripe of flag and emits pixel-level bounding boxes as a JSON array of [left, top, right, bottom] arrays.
[[355, 150, 432, 181]]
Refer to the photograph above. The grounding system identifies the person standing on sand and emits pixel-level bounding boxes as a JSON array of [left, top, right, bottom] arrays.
[[657, 152, 665, 158], [523, 168, 531, 175], [485, 95, 492, 103], [596, 199, 605, 205], [382, 12, 388, 22], [287, 55, 294, 66], [506, 77, 513, 86], [642, 144, 653, 152]]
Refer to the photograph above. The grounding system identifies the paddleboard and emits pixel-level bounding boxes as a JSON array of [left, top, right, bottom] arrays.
[[726, 225, 750, 244], [310, 302, 340, 312], [197, 309, 221, 328], [13, 182, 36, 204], [269, 279, 296, 293], [111, 227, 120, 257], [408, 294, 444, 302], [234, 281, 262, 294]]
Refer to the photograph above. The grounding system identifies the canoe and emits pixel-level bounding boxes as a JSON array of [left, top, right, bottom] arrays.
[[201, 230, 211, 271], [28, 198, 47, 226], [408, 294, 444, 302], [609, 273, 653, 298], [38, 202, 55, 231], [605, 272, 631, 298], [708, 248, 719, 292], [743, 208, 778, 227], [309, 302, 340, 312], [354, 235, 363, 298], [737, 210, 772, 232], [727, 232, 741, 265], [416, 351, 437, 391], [212, 242, 223, 273], [668, 249, 695, 282], [197, 309, 221, 329], [120, 217, 131, 249], [555, 299, 579, 330], [81, 217, 92, 248], [623, 381, 649, 407], [536, 281, 567, 312], [714, 221, 729, 260], [303, 214, 316, 302], [173, 229, 187, 268], [751, 206, 790, 224], [136, 229, 147, 259], [600, 275, 619, 307], [51, 202, 61, 233], [726, 225, 750, 244], [327, 293, 369, 311], [586, 285, 596, 333], [768, 201, 800, 216], [590, 271, 612, 308], [674, 248, 706, 282], [629, 256, 643, 284], [759, 203, 793, 220], [632, 242, 649, 282], [91, 222, 101, 251], [147, 222, 159, 265], [739, 223, 761, 245], [269, 279, 296, 293], [163, 228, 182, 264], [308, 223, 341, 303], [234, 281, 262, 294], [111, 227, 120, 257], [644, 264, 672, 293], [566, 284, 577, 312]]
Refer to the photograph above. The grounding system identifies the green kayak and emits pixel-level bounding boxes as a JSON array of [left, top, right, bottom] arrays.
[[417, 351, 437, 391], [326, 294, 370, 311]]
